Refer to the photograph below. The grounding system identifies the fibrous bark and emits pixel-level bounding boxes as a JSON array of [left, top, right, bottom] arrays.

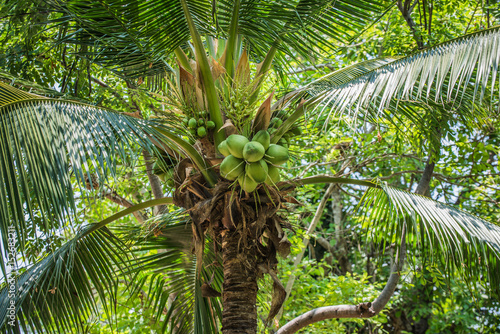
[[173, 169, 295, 334], [221, 228, 259, 334]]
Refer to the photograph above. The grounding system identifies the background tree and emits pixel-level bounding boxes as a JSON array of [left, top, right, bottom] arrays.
[[0, 1, 499, 334]]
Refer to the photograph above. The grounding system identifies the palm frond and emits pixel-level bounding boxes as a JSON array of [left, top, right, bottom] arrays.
[[0, 224, 127, 333], [221, 0, 391, 66], [306, 27, 500, 123], [45, 0, 212, 78], [0, 82, 200, 274], [0, 197, 175, 333], [275, 57, 398, 110], [0, 70, 65, 98], [359, 184, 500, 296], [489, 1, 500, 21], [38, 0, 391, 78], [122, 211, 222, 334]]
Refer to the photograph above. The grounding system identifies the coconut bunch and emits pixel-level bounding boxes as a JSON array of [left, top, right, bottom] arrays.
[[182, 111, 216, 139], [218, 130, 289, 192]]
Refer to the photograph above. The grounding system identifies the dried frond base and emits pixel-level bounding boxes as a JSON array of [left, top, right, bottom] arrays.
[[173, 169, 296, 329]]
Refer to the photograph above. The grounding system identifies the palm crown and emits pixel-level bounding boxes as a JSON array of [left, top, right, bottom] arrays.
[[0, 1, 499, 333]]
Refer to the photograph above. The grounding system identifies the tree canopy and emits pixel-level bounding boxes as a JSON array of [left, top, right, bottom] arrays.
[[0, 0, 499, 333]]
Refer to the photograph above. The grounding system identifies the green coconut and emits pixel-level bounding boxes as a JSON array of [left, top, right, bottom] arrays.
[[156, 168, 174, 183], [220, 155, 244, 180], [152, 162, 162, 175], [265, 165, 280, 185], [198, 118, 205, 126], [243, 141, 265, 162], [252, 130, 270, 150], [206, 121, 215, 129], [270, 117, 283, 128], [218, 140, 231, 157], [265, 144, 289, 165], [197, 126, 207, 137], [226, 134, 249, 159], [238, 172, 258, 193], [166, 178, 175, 187], [188, 118, 197, 129], [278, 137, 289, 148], [291, 126, 302, 135], [246, 160, 268, 183]]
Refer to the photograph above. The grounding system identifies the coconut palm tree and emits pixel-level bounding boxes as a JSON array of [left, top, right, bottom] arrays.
[[0, 1, 499, 333]]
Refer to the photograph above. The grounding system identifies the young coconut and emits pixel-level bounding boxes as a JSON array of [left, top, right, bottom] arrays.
[[188, 118, 197, 129], [252, 130, 270, 150], [265, 144, 289, 165], [166, 178, 175, 188], [218, 140, 231, 157], [197, 126, 207, 137], [226, 134, 249, 159], [220, 155, 245, 180], [265, 164, 280, 185], [246, 160, 268, 183], [206, 121, 215, 129], [238, 172, 258, 193], [242, 141, 265, 162]]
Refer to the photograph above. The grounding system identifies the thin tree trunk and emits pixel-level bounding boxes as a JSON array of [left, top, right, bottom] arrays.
[[409, 136, 440, 332], [278, 151, 439, 333], [221, 228, 259, 334], [277, 227, 407, 334], [397, 0, 424, 49], [142, 149, 166, 215], [332, 187, 351, 275], [276, 184, 336, 322]]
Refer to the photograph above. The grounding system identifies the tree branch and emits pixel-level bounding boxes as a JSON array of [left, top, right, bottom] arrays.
[[143, 150, 166, 215], [275, 183, 337, 322], [277, 227, 407, 334], [103, 191, 147, 223], [278, 150, 439, 333], [397, 0, 425, 49], [85, 174, 147, 223], [91, 76, 129, 107]]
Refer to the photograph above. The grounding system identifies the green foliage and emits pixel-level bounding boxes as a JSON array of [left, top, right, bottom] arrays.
[[0, 0, 499, 333]]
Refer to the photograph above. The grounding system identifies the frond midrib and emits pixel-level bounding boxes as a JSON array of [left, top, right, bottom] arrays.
[[309, 25, 500, 91]]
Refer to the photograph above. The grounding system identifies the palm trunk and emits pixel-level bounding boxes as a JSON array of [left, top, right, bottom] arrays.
[[221, 228, 258, 334]]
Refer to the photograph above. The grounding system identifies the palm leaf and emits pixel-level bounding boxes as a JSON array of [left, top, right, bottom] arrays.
[[0, 70, 66, 98], [275, 57, 398, 111], [122, 212, 223, 334], [0, 82, 210, 275], [0, 197, 174, 333], [38, 0, 391, 78], [0, 224, 126, 333], [359, 184, 500, 296], [220, 0, 391, 66], [305, 26, 500, 122], [296, 175, 500, 296]]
